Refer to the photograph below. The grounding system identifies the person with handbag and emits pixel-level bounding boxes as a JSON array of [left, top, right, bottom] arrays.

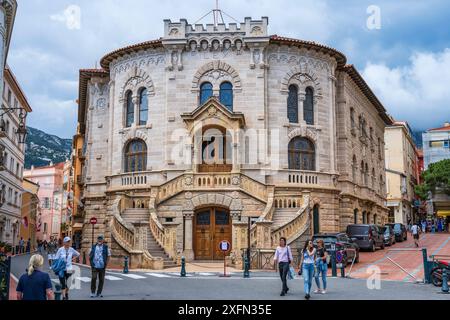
[[273, 237, 293, 296], [53, 237, 80, 300], [298, 239, 316, 300], [314, 239, 328, 294]]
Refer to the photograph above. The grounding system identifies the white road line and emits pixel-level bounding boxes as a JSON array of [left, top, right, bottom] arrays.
[[119, 273, 147, 279], [145, 273, 173, 278], [51, 279, 59, 283], [104, 275, 123, 281], [198, 272, 216, 276], [76, 277, 91, 283]]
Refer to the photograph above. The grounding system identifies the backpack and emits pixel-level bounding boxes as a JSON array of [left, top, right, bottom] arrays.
[[51, 258, 66, 278]]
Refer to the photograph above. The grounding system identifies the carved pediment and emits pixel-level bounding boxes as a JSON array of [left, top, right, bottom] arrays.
[[181, 97, 246, 132]]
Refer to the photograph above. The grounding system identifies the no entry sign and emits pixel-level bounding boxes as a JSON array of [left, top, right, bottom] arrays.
[[90, 217, 97, 225]]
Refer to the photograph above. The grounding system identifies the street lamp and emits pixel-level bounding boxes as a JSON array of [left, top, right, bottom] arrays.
[[15, 110, 28, 144]]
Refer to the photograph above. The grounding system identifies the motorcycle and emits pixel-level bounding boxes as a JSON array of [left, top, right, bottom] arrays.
[[430, 260, 450, 287]]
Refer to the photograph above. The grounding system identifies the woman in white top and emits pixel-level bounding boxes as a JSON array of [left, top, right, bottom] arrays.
[[54, 237, 80, 300], [273, 237, 293, 296], [298, 239, 316, 300]]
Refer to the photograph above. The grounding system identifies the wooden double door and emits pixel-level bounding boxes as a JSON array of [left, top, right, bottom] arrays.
[[194, 207, 232, 260]]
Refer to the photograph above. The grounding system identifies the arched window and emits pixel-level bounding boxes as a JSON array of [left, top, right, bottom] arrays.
[[372, 168, 376, 189], [139, 88, 148, 126], [352, 155, 357, 182], [288, 137, 315, 171], [350, 108, 356, 129], [354, 209, 358, 224], [373, 214, 378, 225], [304, 87, 314, 125], [362, 211, 367, 224], [200, 82, 213, 105], [287, 85, 298, 123], [219, 82, 233, 111], [125, 91, 134, 128], [124, 139, 147, 173], [360, 161, 365, 185], [379, 175, 384, 194]]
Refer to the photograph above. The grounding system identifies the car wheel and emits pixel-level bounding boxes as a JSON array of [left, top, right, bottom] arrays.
[[371, 242, 376, 252]]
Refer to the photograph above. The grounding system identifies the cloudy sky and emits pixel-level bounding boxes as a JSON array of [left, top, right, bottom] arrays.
[[8, 0, 450, 138]]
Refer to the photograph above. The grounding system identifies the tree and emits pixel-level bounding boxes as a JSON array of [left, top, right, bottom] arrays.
[[415, 159, 450, 200]]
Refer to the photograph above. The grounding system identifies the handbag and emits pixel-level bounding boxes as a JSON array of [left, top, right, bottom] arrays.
[[288, 266, 295, 280], [326, 254, 331, 265]]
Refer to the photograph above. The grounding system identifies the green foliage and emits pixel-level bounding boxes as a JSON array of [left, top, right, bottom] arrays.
[[415, 159, 450, 200]]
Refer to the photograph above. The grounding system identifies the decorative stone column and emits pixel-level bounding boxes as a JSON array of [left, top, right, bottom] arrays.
[[182, 210, 195, 261], [230, 210, 243, 267]]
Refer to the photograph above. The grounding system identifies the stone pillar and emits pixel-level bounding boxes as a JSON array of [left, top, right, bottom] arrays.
[[256, 221, 273, 249], [182, 210, 194, 261]]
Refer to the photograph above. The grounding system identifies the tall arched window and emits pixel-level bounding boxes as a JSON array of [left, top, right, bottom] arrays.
[[373, 214, 378, 225], [350, 108, 356, 130], [288, 137, 315, 171], [139, 88, 148, 126], [219, 82, 233, 111], [362, 211, 367, 224], [365, 163, 369, 186], [353, 209, 358, 224], [379, 175, 384, 194], [125, 91, 134, 128], [304, 87, 314, 125], [372, 168, 376, 189], [200, 82, 213, 105], [287, 85, 298, 123], [352, 155, 357, 182], [124, 139, 147, 173], [360, 161, 365, 185]]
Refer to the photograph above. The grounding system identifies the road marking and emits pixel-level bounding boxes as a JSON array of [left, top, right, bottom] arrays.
[[105, 275, 123, 281], [198, 272, 216, 276], [76, 277, 91, 283], [51, 279, 59, 283], [145, 273, 172, 278], [119, 273, 147, 279]]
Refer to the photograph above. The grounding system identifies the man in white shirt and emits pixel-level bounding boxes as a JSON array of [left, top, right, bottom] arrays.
[[411, 224, 420, 247]]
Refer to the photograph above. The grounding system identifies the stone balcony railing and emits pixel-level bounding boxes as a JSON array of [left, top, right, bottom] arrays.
[[268, 169, 336, 187]]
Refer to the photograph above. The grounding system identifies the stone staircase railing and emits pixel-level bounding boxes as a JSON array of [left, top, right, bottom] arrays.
[[271, 195, 311, 246], [110, 197, 164, 269]]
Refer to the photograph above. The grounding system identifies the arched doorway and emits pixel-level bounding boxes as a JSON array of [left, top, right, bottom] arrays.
[[198, 125, 232, 173], [193, 207, 232, 260], [313, 205, 320, 234]]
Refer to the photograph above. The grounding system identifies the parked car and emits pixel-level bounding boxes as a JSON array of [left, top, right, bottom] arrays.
[[346, 224, 385, 252], [312, 233, 360, 265], [386, 223, 408, 242], [382, 225, 396, 246]]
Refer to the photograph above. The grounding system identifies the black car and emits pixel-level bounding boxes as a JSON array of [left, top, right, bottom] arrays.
[[346, 224, 385, 252], [312, 233, 360, 265], [382, 225, 396, 246], [386, 223, 408, 242]]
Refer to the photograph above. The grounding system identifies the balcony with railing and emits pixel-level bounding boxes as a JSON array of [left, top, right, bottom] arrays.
[[267, 169, 335, 187]]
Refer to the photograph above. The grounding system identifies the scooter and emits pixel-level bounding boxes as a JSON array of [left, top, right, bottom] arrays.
[[430, 260, 450, 287]]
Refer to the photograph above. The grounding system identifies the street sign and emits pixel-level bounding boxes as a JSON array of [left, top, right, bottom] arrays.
[[219, 240, 231, 252], [90, 217, 97, 225], [330, 243, 336, 251]]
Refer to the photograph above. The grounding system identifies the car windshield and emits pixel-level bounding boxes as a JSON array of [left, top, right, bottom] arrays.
[[347, 226, 369, 235], [313, 236, 337, 243]]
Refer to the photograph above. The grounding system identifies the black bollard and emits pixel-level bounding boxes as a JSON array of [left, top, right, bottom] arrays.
[[180, 256, 186, 277], [123, 256, 129, 274], [243, 256, 250, 278], [82, 251, 86, 265], [442, 267, 449, 293]]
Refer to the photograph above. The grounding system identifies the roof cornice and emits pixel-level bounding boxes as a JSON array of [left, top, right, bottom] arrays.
[[1, 0, 18, 62]]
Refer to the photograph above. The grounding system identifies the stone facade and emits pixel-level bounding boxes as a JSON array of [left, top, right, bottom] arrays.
[[75, 15, 392, 268]]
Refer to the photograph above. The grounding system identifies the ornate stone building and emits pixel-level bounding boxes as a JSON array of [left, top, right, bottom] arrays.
[[75, 15, 392, 268]]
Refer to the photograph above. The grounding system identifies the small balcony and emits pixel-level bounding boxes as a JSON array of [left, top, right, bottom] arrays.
[[77, 149, 85, 161], [76, 175, 85, 186]]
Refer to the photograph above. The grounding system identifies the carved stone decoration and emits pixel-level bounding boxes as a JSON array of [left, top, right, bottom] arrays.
[[268, 53, 330, 73], [184, 176, 193, 186], [251, 26, 263, 36], [288, 127, 318, 143], [207, 106, 217, 117], [184, 191, 193, 199], [192, 60, 242, 91], [235, 40, 243, 55], [211, 40, 220, 51], [223, 40, 231, 51], [231, 175, 240, 186], [96, 98, 107, 110], [111, 51, 166, 76], [169, 28, 179, 36], [118, 68, 156, 102], [0, 144, 5, 171]]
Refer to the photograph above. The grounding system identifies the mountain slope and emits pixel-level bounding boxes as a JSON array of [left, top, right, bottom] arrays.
[[25, 127, 72, 169]]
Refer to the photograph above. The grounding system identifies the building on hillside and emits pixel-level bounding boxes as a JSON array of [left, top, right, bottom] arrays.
[[0, 67, 32, 246], [24, 162, 65, 241], [422, 122, 450, 170], [385, 121, 419, 224], [20, 178, 39, 250], [74, 12, 393, 269]]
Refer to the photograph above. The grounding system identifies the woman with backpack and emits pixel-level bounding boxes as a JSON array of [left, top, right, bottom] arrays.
[[298, 239, 316, 300], [53, 237, 80, 300], [273, 237, 293, 296], [314, 239, 328, 294]]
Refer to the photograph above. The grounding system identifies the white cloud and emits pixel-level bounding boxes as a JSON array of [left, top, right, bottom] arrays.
[[363, 49, 450, 130], [50, 5, 81, 30]]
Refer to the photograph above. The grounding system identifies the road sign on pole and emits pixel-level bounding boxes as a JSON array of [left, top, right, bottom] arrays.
[[219, 240, 231, 278], [90, 217, 97, 247]]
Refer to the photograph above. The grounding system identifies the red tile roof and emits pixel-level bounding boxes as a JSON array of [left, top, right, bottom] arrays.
[[428, 124, 450, 132]]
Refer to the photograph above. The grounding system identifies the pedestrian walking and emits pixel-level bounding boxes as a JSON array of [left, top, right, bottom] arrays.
[[314, 239, 328, 294], [47, 237, 58, 268], [19, 238, 25, 254], [298, 239, 316, 300], [16, 254, 54, 300], [26, 238, 31, 253], [273, 237, 293, 296], [421, 220, 427, 234], [37, 240, 43, 254], [53, 237, 80, 300], [411, 223, 420, 247], [89, 235, 111, 298]]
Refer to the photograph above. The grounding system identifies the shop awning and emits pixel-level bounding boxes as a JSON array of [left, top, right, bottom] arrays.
[[437, 210, 450, 217]]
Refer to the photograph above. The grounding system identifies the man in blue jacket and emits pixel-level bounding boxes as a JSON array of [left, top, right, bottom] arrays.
[[89, 235, 111, 298]]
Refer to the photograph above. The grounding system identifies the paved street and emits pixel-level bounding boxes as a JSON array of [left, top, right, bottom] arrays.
[[9, 238, 450, 300]]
